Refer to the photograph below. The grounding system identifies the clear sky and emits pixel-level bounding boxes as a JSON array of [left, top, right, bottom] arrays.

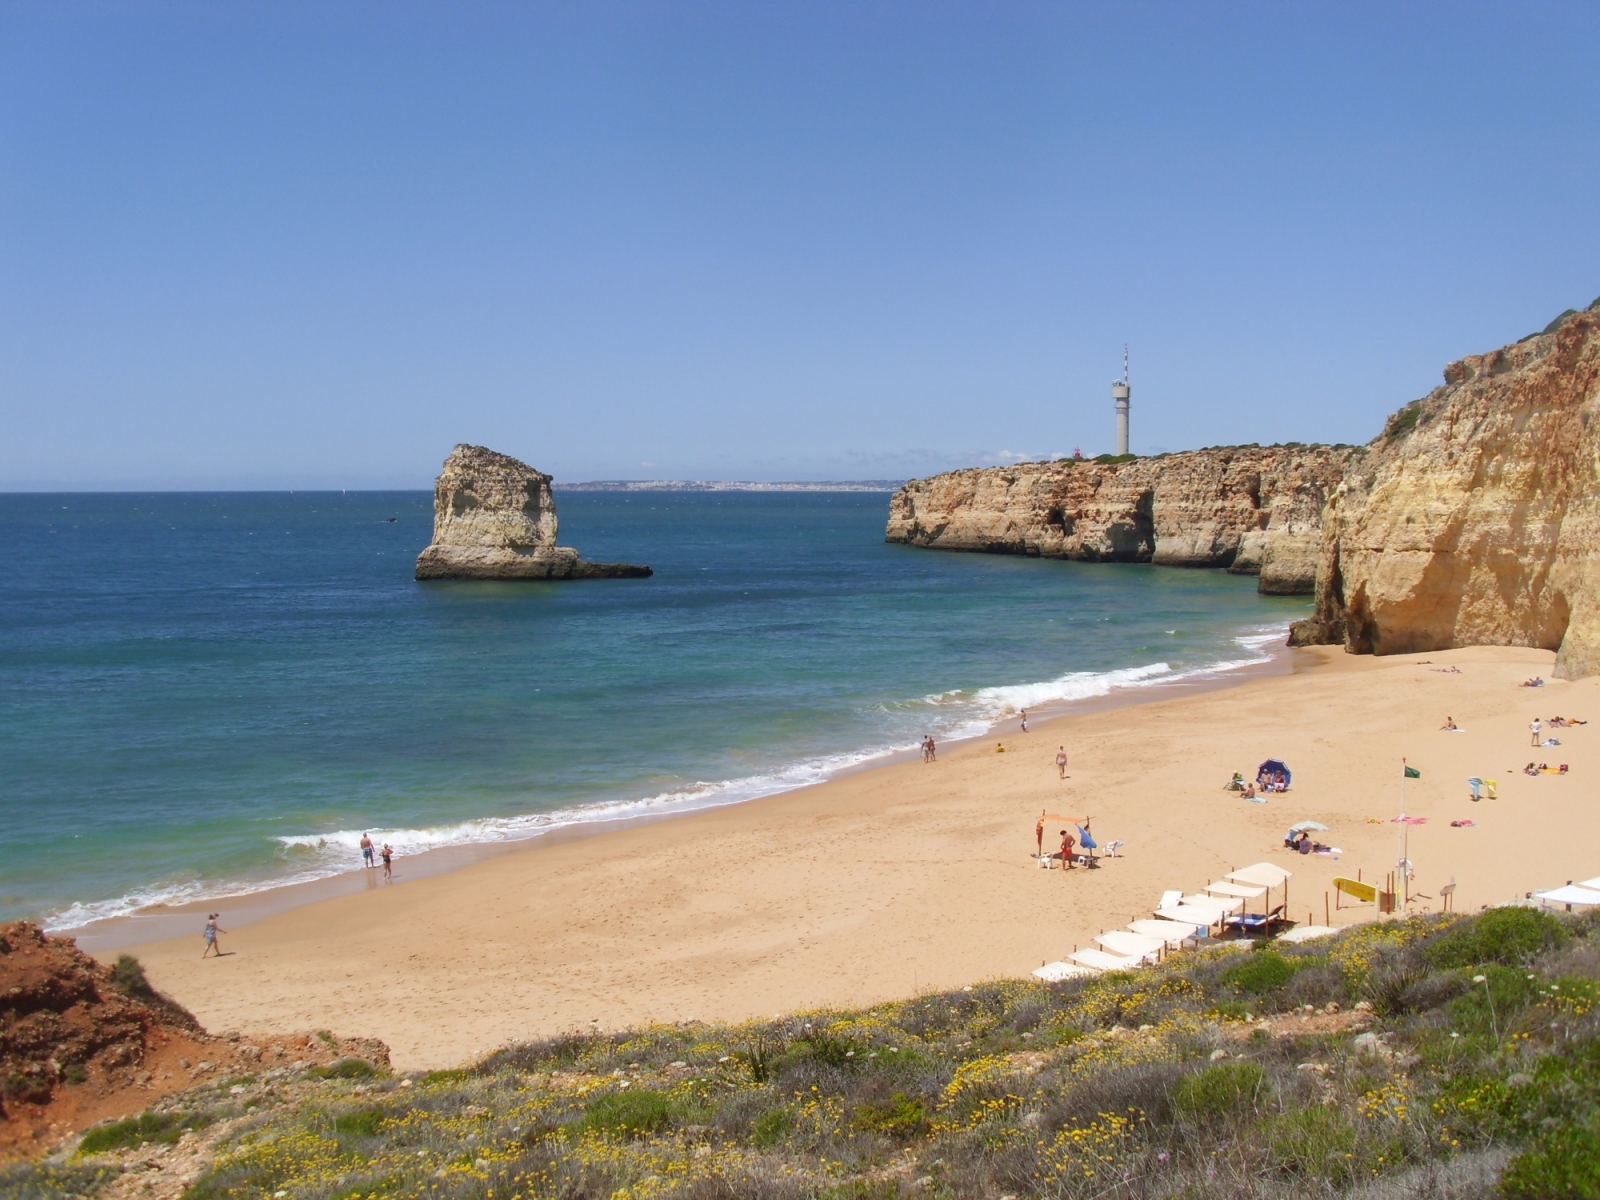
[[3, 2, 1597, 489]]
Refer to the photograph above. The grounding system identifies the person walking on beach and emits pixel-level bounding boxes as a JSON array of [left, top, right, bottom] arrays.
[[1056, 745, 1068, 778], [1531, 717, 1543, 747], [381, 843, 393, 879], [1019, 708, 1028, 733], [926, 736, 937, 762], [201, 913, 227, 958], [360, 832, 375, 868]]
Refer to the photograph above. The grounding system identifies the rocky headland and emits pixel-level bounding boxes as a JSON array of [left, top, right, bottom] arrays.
[[887, 297, 1600, 674], [1291, 302, 1600, 678], [885, 445, 1352, 594], [414, 445, 652, 581]]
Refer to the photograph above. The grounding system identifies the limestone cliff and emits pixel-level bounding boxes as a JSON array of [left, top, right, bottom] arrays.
[[415, 445, 652, 581], [1291, 302, 1600, 677], [885, 445, 1351, 594]]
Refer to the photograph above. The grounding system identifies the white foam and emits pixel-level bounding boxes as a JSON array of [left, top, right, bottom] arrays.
[[41, 621, 1291, 932]]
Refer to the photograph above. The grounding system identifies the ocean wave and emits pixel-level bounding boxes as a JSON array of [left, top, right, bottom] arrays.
[[41, 621, 1290, 932]]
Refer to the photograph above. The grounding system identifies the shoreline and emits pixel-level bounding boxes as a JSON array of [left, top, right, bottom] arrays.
[[101, 642, 1599, 1071], [68, 631, 1295, 953]]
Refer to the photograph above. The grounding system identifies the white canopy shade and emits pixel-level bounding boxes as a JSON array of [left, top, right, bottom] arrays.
[[1578, 876, 1600, 891], [1094, 931, 1166, 960], [1205, 880, 1267, 899], [1182, 892, 1244, 913], [1277, 925, 1339, 943], [1033, 960, 1099, 982], [1128, 918, 1199, 945], [1156, 905, 1225, 929], [1227, 862, 1293, 888], [1536, 885, 1600, 907], [1068, 948, 1144, 972]]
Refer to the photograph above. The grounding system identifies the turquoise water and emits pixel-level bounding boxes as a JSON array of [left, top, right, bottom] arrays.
[[0, 491, 1308, 927]]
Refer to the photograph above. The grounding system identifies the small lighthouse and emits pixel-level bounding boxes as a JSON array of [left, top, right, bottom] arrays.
[[1111, 345, 1130, 456]]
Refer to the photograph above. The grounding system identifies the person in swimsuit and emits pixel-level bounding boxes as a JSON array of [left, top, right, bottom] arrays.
[[360, 833, 375, 868], [1057, 830, 1075, 870], [1019, 708, 1028, 732], [1531, 718, 1543, 746], [1056, 746, 1068, 778], [381, 843, 393, 879], [201, 913, 227, 958]]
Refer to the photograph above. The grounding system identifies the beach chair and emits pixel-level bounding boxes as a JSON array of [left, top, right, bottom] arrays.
[[1102, 840, 1124, 858], [1158, 889, 1183, 909]]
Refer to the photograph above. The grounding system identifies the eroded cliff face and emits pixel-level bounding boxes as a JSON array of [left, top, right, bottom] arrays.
[[415, 445, 651, 580], [1292, 303, 1600, 677], [885, 446, 1351, 594]]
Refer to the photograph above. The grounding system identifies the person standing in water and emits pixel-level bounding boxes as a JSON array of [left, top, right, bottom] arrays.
[[201, 913, 227, 958], [360, 833, 375, 868], [1055, 745, 1068, 778]]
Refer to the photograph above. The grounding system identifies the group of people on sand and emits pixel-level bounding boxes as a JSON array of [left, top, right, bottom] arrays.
[[1283, 828, 1329, 856], [360, 832, 394, 878], [920, 735, 937, 762]]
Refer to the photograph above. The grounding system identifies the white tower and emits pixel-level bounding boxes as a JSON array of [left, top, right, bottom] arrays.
[[1111, 345, 1130, 456]]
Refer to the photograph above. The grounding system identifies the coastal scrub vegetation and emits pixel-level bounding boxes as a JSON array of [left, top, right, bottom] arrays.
[[13, 906, 1600, 1199]]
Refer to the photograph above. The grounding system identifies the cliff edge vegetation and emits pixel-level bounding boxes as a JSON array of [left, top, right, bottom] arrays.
[[1291, 300, 1600, 678], [13, 907, 1600, 1199]]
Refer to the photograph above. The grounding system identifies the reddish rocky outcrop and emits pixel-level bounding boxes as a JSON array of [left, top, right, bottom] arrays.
[[1291, 302, 1600, 677], [0, 923, 388, 1161], [415, 445, 652, 581], [885, 445, 1351, 594]]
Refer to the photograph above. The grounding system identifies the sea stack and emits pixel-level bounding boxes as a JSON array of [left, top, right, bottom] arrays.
[[415, 445, 651, 581]]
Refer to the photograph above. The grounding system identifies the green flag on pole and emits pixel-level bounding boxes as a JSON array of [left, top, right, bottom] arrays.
[[1404, 765, 1421, 779]]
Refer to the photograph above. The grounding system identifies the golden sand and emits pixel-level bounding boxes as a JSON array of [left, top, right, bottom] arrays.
[[112, 645, 1597, 1069]]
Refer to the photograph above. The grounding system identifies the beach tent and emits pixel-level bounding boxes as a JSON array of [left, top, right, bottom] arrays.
[[1257, 759, 1292, 787]]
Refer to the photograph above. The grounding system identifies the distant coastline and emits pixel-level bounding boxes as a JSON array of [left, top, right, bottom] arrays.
[[555, 479, 904, 492]]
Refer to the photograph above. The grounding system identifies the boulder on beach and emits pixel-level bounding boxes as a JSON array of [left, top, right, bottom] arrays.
[[414, 445, 652, 581]]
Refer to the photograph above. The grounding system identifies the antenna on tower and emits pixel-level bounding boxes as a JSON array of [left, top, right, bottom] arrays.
[[1122, 344, 1129, 387], [1111, 345, 1131, 456]]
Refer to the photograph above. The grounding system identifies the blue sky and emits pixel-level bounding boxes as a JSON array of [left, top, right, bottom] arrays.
[[2, 2, 1597, 488]]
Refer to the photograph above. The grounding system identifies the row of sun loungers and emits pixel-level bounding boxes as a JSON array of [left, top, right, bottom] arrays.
[[1033, 862, 1293, 980]]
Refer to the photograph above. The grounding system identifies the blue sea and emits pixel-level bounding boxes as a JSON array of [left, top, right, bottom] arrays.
[[0, 491, 1309, 929]]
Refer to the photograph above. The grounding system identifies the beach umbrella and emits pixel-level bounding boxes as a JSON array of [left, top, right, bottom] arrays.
[[1034, 811, 1087, 855], [1075, 824, 1098, 850], [1256, 759, 1291, 786], [1288, 820, 1329, 833]]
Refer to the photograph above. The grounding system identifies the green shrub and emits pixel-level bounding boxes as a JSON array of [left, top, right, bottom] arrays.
[[1499, 1120, 1600, 1199], [1424, 909, 1568, 969], [333, 1108, 387, 1137], [1387, 403, 1423, 440], [305, 1057, 379, 1080], [1222, 951, 1300, 995], [78, 1111, 207, 1155], [750, 1107, 794, 1147], [0, 1162, 121, 1200], [1173, 1062, 1266, 1120], [1265, 1106, 1358, 1184], [110, 954, 153, 998], [573, 1089, 673, 1139], [850, 1092, 929, 1139]]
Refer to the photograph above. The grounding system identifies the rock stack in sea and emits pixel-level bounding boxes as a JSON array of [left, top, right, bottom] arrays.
[[885, 445, 1352, 595], [414, 445, 652, 581], [1291, 300, 1600, 678]]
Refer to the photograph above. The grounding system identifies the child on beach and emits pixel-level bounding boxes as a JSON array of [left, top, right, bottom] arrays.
[[201, 913, 227, 958]]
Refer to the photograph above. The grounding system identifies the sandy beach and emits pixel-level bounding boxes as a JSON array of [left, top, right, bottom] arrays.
[[107, 644, 1597, 1070]]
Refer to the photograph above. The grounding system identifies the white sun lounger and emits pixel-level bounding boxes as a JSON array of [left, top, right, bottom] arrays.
[[1094, 930, 1167, 961], [1158, 889, 1183, 908], [1227, 862, 1293, 888], [1068, 948, 1144, 973], [1033, 960, 1100, 982], [1277, 925, 1339, 943], [1205, 880, 1267, 900], [1129, 918, 1201, 944]]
